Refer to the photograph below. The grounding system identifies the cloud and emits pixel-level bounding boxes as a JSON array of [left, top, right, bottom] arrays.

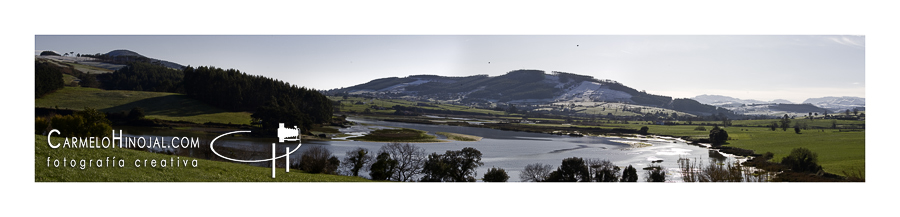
[[828, 36, 865, 48]]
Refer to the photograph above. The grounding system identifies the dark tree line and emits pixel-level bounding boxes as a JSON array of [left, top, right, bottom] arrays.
[[420, 147, 484, 182], [182, 66, 332, 133], [35, 60, 64, 98], [98, 62, 184, 93]]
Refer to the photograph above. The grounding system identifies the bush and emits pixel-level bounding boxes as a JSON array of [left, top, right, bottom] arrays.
[[646, 167, 666, 182], [645, 165, 666, 182], [708, 126, 728, 145], [298, 146, 339, 174], [781, 147, 822, 173], [483, 167, 509, 182], [48, 108, 112, 138], [639, 126, 649, 135], [35, 117, 50, 135], [693, 126, 707, 131], [128, 107, 146, 121]]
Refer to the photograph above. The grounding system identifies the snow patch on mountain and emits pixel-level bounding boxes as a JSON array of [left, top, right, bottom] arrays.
[[803, 96, 865, 111], [555, 81, 632, 102]]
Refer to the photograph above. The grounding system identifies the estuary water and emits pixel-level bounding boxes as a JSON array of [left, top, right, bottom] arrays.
[[118, 117, 734, 182]]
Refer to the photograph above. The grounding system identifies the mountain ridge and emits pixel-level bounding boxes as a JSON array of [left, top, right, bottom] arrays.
[[328, 69, 733, 117]]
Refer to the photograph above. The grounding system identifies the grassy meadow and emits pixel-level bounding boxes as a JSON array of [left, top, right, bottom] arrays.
[[330, 96, 508, 116], [35, 135, 371, 182], [35, 87, 251, 125], [568, 121, 865, 177]]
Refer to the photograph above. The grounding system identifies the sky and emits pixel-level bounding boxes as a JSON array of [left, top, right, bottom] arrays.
[[35, 35, 864, 103]]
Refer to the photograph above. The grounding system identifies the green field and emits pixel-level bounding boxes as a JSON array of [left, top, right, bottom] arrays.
[[619, 123, 864, 177], [330, 96, 510, 116], [495, 118, 865, 177], [35, 135, 371, 182], [35, 87, 251, 124]]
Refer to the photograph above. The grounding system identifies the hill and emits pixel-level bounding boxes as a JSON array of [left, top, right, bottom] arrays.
[[34, 87, 251, 124], [104, 49, 185, 70], [330, 70, 731, 117], [803, 96, 865, 112]]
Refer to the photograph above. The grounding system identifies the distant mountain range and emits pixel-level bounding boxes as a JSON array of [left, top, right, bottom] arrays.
[[692, 94, 864, 114], [802, 96, 866, 112]]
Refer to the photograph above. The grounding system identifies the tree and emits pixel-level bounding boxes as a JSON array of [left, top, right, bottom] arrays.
[[519, 163, 552, 182], [769, 121, 778, 131], [781, 147, 822, 173], [482, 167, 509, 182], [780, 114, 791, 131], [639, 126, 649, 135], [588, 159, 620, 182], [341, 147, 372, 177], [709, 126, 729, 145], [420, 147, 484, 182], [546, 157, 591, 182], [853, 108, 859, 116], [379, 142, 426, 182], [35, 60, 64, 98], [369, 152, 398, 180], [620, 165, 638, 182], [845, 109, 851, 116], [794, 126, 801, 134]]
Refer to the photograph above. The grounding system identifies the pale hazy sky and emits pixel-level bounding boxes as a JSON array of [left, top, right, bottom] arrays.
[[35, 35, 865, 103]]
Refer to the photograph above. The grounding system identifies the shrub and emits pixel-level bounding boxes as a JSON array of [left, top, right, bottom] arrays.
[[299, 146, 339, 174], [708, 126, 728, 145], [35, 117, 50, 135], [639, 126, 649, 135], [781, 147, 822, 173], [128, 107, 146, 121], [483, 167, 509, 182], [48, 108, 112, 138], [693, 126, 707, 131], [645, 165, 666, 182]]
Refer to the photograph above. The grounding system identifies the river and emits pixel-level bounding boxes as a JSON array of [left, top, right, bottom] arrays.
[[117, 117, 736, 182]]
